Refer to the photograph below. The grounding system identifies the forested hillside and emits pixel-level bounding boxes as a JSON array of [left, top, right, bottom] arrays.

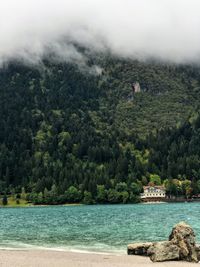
[[1, 56, 200, 204]]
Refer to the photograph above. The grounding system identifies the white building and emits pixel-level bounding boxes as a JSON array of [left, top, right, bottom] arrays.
[[140, 186, 166, 199]]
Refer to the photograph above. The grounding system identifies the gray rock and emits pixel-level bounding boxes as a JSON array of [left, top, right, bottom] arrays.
[[127, 242, 153, 255], [195, 245, 200, 261], [169, 221, 198, 262], [127, 222, 199, 263], [147, 241, 180, 262]]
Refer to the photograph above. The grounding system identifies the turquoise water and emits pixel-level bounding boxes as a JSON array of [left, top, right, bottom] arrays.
[[0, 203, 200, 253]]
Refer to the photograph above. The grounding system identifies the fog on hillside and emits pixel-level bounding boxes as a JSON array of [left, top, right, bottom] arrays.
[[0, 0, 200, 66]]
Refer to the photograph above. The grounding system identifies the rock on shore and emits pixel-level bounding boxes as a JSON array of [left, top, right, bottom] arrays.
[[127, 222, 199, 263], [127, 242, 153, 255], [169, 221, 198, 262], [148, 241, 180, 262]]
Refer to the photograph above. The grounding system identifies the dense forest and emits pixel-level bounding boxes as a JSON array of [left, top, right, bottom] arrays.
[[1, 55, 200, 204]]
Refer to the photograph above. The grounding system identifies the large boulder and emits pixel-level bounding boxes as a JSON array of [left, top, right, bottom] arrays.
[[127, 242, 153, 255], [169, 221, 198, 262], [147, 241, 180, 262], [127, 221, 199, 263]]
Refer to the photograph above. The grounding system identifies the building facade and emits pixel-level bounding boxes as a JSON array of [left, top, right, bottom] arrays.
[[140, 186, 166, 200]]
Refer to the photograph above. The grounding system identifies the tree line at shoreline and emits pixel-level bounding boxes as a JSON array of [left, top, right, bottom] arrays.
[[2, 173, 200, 206]]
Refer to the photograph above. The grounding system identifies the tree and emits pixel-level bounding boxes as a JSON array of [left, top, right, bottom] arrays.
[[50, 184, 58, 197], [119, 191, 129, 204], [165, 179, 182, 197], [2, 195, 8, 206], [129, 192, 140, 203], [149, 174, 161, 186], [37, 192, 44, 204], [115, 182, 128, 192], [44, 188, 49, 199], [35, 179, 46, 193], [96, 185, 107, 203], [5, 167, 10, 186], [182, 180, 192, 198], [141, 176, 148, 185], [107, 189, 120, 204], [130, 182, 142, 195], [27, 192, 38, 204], [83, 191, 93, 205], [196, 180, 200, 194], [65, 186, 81, 203], [21, 187, 26, 200]]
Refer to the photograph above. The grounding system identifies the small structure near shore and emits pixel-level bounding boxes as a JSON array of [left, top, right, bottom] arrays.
[[128, 222, 200, 263], [140, 186, 166, 202]]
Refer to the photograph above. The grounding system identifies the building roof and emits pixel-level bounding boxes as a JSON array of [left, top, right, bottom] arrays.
[[143, 185, 165, 190]]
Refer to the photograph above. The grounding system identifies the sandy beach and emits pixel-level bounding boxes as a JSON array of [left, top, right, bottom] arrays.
[[0, 250, 198, 267]]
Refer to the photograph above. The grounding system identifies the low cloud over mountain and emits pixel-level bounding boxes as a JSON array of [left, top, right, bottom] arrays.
[[1, 0, 200, 65]]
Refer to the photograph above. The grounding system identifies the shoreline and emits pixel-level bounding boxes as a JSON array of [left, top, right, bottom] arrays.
[[0, 203, 83, 208], [1, 200, 200, 208], [0, 249, 197, 267], [0, 245, 125, 255]]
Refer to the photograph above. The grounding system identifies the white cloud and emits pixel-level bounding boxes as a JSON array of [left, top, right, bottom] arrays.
[[0, 0, 200, 65]]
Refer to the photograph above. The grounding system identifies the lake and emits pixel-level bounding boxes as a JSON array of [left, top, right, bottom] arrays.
[[0, 203, 200, 253]]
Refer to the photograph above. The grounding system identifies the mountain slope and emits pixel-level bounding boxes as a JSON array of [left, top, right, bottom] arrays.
[[0, 57, 200, 203]]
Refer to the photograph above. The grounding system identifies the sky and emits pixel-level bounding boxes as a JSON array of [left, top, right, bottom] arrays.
[[0, 0, 200, 65]]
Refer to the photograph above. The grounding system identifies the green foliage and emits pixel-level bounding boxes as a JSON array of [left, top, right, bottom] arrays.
[[96, 185, 107, 203], [65, 186, 81, 203], [21, 187, 26, 200], [120, 191, 129, 204], [107, 189, 120, 204], [130, 182, 142, 195], [115, 182, 128, 192], [0, 57, 200, 204], [37, 192, 43, 203], [83, 191, 93, 205], [149, 174, 161, 186], [2, 195, 8, 205]]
